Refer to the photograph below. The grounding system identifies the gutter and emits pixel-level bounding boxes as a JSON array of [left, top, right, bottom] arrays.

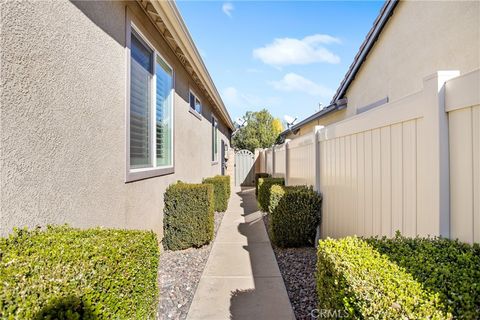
[[331, 0, 398, 103]]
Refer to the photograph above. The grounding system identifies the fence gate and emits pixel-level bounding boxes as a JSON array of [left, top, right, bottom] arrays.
[[235, 149, 255, 186]]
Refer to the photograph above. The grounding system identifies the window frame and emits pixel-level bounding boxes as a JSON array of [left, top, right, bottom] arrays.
[[125, 20, 175, 182], [212, 114, 219, 164], [188, 89, 202, 120]]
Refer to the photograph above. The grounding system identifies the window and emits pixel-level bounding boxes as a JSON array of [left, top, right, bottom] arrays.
[[212, 116, 218, 162], [189, 91, 202, 114], [128, 28, 173, 180]]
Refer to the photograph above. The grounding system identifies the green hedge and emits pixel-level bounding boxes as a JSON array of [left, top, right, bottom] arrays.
[[163, 181, 214, 250], [0, 225, 159, 319], [203, 175, 230, 212], [268, 185, 322, 247], [317, 236, 449, 319], [254, 173, 271, 196], [366, 234, 480, 319], [257, 177, 284, 211]]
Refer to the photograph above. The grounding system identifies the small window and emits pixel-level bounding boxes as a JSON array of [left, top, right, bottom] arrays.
[[212, 116, 218, 162], [189, 91, 202, 114], [128, 28, 173, 179]]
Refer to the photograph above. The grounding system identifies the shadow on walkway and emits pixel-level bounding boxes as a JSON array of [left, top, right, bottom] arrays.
[[236, 187, 258, 216], [229, 187, 294, 320], [186, 187, 293, 320]]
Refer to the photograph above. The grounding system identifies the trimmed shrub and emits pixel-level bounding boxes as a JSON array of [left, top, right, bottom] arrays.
[[268, 185, 321, 247], [0, 225, 159, 319], [255, 173, 271, 196], [316, 236, 450, 319], [366, 234, 480, 319], [163, 181, 214, 250], [203, 175, 230, 212], [257, 177, 284, 211]]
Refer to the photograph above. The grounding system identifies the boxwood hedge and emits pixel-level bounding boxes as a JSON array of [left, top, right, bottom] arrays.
[[257, 177, 284, 212], [0, 225, 159, 319], [203, 175, 230, 212], [317, 236, 449, 319], [163, 181, 214, 250], [254, 173, 271, 196], [366, 234, 480, 319], [268, 185, 322, 247]]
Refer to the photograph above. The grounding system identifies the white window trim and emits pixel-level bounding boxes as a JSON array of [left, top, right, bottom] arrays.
[[125, 17, 175, 183], [188, 89, 202, 120], [212, 114, 219, 165]]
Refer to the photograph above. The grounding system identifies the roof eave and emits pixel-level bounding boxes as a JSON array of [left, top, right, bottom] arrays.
[[279, 98, 347, 137], [330, 0, 399, 104], [139, 0, 235, 130]]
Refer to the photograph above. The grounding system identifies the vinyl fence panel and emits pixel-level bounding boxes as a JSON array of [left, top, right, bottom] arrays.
[[446, 70, 480, 244], [287, 133, 315, 186], [257, 70, 479, 244]]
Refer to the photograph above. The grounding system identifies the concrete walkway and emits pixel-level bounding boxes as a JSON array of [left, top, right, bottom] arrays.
[[187, 187, 295, 320]]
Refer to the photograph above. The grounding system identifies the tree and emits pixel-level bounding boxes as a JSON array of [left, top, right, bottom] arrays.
[[232, 109, 283, 152]]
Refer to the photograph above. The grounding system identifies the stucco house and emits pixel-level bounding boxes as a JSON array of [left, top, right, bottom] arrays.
[[0, 0, 234, 237], [280, 0, 479, 140], [261, 0, 479, 243]]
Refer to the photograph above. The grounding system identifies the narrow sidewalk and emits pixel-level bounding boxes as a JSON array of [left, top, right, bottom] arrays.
[[187, 187, 295, 320]]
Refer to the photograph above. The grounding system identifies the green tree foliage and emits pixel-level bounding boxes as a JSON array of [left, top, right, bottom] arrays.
[[232, 109, 283, 152]]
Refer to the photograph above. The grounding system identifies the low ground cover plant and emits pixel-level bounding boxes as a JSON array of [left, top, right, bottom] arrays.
[[163, 181, 214, 250], [366, 234, 480, 319], [268, 185, 322, 247], [317, 236, 449, 319], [257, 177, 284, 211], [0, 225, 159, 319], [203, 175, 230, 212]]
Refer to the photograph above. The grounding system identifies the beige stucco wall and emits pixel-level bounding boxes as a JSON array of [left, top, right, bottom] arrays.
[[285, 109, 347, 139], [0, 0, 231, 237], [345, 0, 480, 113]]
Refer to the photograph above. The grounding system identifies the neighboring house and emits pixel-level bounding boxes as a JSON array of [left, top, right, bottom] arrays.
[[263, 0, 479, 243], [0, 1, 234, 237], [280, 0, 479, 140]]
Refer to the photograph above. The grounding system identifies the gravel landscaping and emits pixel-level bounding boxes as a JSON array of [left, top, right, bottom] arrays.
[[157, 211, 224, 320], [263, 214, 318, 320]]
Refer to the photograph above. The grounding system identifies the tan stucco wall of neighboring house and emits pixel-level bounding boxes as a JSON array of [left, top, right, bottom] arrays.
[[345, 0, 480, 113], [0, 0, 231, 237], [285, 109, 347, 138]]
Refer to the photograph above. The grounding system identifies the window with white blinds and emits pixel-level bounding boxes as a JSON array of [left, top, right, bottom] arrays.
[[155, 56, 173, 167], [189, 91, 202, 114], [129, 29, 173, 175], [130, 33, 152, 169]]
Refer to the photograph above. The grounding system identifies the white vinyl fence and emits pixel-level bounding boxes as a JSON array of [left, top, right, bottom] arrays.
[[259, 69, 480, 243], [273, 143, 286, 178], [446, 71, 480, 244]]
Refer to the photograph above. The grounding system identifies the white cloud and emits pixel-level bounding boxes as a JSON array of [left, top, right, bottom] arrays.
[[270, 73, 334, 98], [221, 87, 251, 108], [221, 86, 279, 109], [222, 2, 234, 17], [246, 68, 262, 74], [253, 34, 341, 66]]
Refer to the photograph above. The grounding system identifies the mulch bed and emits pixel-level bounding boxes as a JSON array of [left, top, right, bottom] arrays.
[[263, 214, 318, 320], [157, 211, 224, 320]]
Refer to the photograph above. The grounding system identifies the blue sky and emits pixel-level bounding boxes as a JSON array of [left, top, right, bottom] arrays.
[[176, 1, 384, 124]]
